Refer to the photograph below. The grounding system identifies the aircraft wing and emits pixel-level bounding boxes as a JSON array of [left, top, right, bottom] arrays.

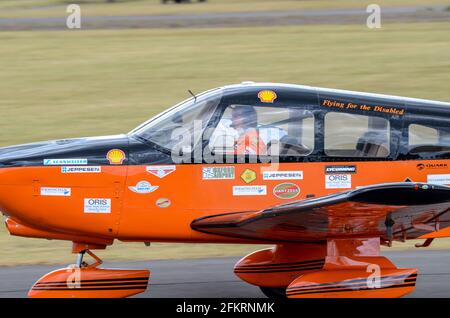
[[191, 183, 450, 243]]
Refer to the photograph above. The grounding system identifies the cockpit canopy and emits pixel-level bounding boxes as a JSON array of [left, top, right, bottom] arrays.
[[129, 84, 450, 162]]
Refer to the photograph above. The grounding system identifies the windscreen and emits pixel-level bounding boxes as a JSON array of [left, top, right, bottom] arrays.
[[130, 89, 223, 151]]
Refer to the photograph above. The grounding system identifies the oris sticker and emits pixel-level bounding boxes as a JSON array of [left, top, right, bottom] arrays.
[[325, 174, 352, 189], [84, 198, 111, 214], [273, 183, 300, 199]]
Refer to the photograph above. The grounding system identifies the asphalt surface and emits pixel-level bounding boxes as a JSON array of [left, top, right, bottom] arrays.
[[0, 250, 449, 298], [0, 5, 449, 30]]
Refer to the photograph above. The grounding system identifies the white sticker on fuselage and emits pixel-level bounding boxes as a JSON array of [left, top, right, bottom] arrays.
[[44, 158, 88, 165], [325, 174, 352, 189], [84, 198, 111, 214], [427, 174, 450, 186], [128, 181, 158, 194], [233, 186, 267, 196], [202, 166, 235, 180], [146, 165, 176, 178], [40, 187, 71, 196], [262, 171, 303, 180], [61, 166, 101, 173]]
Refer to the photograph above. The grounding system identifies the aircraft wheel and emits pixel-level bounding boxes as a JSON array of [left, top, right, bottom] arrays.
[[259, 287, 287, 299]]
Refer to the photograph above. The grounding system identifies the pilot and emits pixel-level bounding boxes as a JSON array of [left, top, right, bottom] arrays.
[[208, 105, 287, 156], [231, 106, 266, 155]]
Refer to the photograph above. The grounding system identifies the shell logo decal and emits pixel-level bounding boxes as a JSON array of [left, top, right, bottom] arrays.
[[258, 90, 277, 103], [107, 149, 126, 165]]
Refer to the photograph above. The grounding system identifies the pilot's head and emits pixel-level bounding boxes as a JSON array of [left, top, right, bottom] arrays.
[[231, 106, 257, 131]]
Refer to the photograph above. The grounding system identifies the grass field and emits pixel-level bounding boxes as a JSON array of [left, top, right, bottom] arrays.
[[1, 23, 449, 146], [0, 0, 449, 18], [0, 21, 450, 264]]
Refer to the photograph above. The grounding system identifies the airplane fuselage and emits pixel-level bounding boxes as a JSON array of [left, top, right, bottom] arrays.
[[1, 83, 449, 247]]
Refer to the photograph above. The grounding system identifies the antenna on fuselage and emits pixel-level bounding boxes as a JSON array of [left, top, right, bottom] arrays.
[[188, 89, 197, 102]]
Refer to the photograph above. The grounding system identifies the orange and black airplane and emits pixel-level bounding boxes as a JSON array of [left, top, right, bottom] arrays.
[[2, 82, 450, 298]]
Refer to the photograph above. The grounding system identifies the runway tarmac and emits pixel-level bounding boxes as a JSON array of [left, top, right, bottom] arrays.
[[0, 5, 449, 30], [0, 250, 449, 298]]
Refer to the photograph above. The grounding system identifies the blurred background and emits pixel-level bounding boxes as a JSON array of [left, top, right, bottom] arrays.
[[0, 0, 449, 265]]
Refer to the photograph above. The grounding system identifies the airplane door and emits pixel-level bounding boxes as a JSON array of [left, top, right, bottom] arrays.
[[119, 161, 195, 241], [190, 95, 319, 223]]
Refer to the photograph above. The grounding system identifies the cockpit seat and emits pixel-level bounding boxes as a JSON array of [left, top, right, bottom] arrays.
[[267, 135, 311, 156], [356, 131, 389, 157]]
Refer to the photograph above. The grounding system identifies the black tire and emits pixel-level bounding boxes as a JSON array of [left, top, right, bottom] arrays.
[[259, 287, 287, 299]]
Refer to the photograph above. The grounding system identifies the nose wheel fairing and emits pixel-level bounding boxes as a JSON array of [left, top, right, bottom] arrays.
[[28, 248, 150, 298]]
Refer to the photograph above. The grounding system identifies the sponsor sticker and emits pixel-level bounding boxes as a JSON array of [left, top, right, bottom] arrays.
[[427, 174, 450, 186], [241, 169, 257, 184], [325, 165, 357, 174], [156, 198, 171, 208], [61, 166, 101, 173], [128, 181, 158, 194], [146, 165, 176, 178], [417, 163, 448, 171], [273, 183, 300, 199], [106, 149, 126, 165], [233, 185, 267, 196], [258, 90, 277, 103], [262, 171, 303, 180], [40, 187, 71, 197], [44, 158, 87, 166], [202, 166, 235, 180], [84, 198, 111, 214], [325, 174, 352, 189]]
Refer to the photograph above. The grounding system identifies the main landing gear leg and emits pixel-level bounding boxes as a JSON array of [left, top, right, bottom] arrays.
[[74, 249, 102, 269]]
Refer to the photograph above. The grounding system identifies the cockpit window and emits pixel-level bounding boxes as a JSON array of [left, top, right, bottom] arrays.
[[408, 123, 450, 155], [130, 89, 222, 151], [208, 104, 314, 157], [325, 112, 390, 158]]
